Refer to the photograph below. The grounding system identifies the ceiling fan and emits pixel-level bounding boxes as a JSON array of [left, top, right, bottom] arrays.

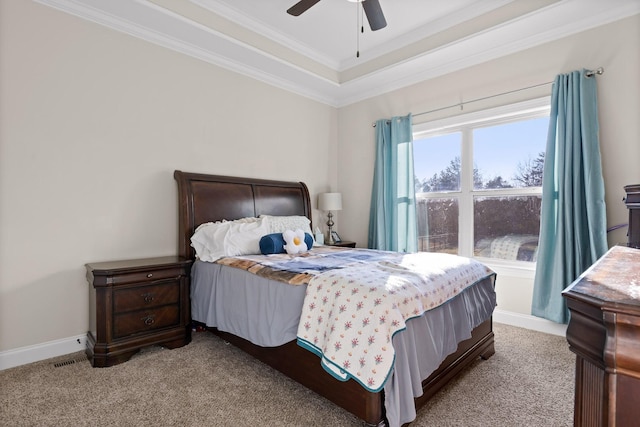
[[287, 0, 387, 31]]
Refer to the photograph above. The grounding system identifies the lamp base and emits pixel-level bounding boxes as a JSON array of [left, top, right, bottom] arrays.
[[326, 212, 335, 244]]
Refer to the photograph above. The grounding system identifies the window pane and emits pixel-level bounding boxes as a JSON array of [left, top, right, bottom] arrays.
[[474, 195, 542, 262], [417, 198, 458, 254], [473, 117, 548, 189], [414, 133, 461, 192]]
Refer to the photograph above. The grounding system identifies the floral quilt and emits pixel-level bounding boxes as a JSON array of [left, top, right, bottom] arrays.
[[296, 251, 495, 392]]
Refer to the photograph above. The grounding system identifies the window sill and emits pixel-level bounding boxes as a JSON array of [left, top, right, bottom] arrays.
[[476, 257, 536, 279]]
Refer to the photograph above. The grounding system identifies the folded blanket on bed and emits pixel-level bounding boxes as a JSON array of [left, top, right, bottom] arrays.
[[216, 248, 495, 393], [214, 246, 385, 285]]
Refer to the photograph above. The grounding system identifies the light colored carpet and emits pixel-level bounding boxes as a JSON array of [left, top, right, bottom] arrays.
[[0, 323, 574, 426]]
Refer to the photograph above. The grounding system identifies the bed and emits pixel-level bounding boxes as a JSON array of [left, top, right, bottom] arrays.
[[174, 170, 497, 427]]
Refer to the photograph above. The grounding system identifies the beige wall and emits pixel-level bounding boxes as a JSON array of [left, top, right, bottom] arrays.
[[1, 0, 638, 355], [0, 0, 337, 352], [337, 14, 640, 315]]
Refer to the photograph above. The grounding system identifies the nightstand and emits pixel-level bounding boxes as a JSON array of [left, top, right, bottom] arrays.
[[86, 256, 192, 367], [328, 241, 356, 248]]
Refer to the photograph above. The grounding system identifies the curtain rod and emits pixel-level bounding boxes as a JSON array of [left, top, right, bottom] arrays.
[[372, 67, 604, 127]]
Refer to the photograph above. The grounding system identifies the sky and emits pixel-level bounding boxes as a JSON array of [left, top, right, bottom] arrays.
[[413, 116, 549, 187]]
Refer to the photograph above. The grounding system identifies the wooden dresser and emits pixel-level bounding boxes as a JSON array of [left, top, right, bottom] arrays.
[[86, 256, 192, 367], [562, 246, 640, 426], [624, 184, 640, 248]]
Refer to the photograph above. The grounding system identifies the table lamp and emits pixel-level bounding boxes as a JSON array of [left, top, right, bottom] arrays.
[[318, 192, 342, 244]]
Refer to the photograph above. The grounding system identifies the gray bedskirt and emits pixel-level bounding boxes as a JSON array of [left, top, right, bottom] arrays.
[[191, 259, 496, 427]]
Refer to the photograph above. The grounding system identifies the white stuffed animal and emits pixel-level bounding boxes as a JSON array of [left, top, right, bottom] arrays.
[[283, 229, 308, 254]]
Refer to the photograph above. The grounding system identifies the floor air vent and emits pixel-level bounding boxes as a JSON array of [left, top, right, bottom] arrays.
[[53, 358, 83, 368]]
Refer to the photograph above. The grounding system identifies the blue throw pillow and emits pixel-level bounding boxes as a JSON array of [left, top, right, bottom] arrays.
[[260, 232, 313, 255]]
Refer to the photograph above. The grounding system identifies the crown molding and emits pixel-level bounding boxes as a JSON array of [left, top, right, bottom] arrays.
[[192, 0, 514, 72], [35, 0, 640, 108], [338, 0, 514, 72], [36, 0, 343, 105], [335, 0, 640, 106], [191, 0, 342, 71]]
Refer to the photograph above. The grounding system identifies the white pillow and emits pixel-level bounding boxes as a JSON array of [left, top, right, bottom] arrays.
[[260, 215, 312, 235], [191, 217, 267, 262], [194, 217, 259, 234], [224, 219, 270, 257]]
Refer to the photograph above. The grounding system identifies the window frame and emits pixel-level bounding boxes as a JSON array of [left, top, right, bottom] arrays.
[[412, 97, 551, 274]]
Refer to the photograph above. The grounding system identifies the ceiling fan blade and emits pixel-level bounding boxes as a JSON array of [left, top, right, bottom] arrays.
[[362, 0, 387, 31], [287, 0, 321, 16]]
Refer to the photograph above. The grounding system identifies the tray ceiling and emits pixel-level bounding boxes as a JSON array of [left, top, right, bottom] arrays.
[[36, 0, 640, 107]]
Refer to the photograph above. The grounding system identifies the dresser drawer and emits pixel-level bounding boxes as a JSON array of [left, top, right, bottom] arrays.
[[113, 281, 179, 313], [107, 267, 185, 286], [113, 305, 180, 338]]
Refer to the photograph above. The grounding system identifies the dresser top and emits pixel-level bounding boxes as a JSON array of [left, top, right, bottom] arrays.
[[625, 184, 640, 204], [563, 246, 640, 310], [86, 256, 191, 275]]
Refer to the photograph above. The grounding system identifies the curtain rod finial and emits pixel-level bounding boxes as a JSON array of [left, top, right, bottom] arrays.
[[586, 67, 604, 77]]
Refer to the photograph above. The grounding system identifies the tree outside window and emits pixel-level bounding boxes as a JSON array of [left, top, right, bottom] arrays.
[[413, 102, 549, 264]]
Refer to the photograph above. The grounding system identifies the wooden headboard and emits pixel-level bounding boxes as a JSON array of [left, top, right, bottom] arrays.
[[174, 170, 312, 260]]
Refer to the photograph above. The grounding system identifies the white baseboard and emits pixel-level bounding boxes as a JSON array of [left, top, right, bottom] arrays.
[[493, 309, 567, 337], [0, 334, 87, 371], [0, 310, 564, 371]]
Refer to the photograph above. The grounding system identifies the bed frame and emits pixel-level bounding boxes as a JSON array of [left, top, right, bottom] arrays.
[[174, 170, 495, 426]]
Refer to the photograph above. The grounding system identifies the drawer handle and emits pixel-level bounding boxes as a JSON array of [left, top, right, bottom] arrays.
[[142, 315, 156, 326], [146, 273, 153, 278], [142, 293, 155, 303]]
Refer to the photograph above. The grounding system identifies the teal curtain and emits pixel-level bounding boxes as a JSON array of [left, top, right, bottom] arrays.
[[368, 114, 418, 252], [531, 69, 608, 323]]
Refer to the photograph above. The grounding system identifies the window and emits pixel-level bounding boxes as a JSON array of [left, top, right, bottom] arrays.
[[413, 98, 550, 265]]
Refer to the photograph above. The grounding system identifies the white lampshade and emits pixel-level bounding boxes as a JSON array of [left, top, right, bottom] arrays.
[[318, 193, 342, 211]]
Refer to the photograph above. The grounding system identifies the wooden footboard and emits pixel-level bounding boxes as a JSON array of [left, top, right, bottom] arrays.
[[208, 318, 494, 426]]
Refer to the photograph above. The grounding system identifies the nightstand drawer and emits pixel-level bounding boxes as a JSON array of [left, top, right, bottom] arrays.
[[107, 268, 184, 286], [113, 305, 180, 338], [113, 282, 180, 313]]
